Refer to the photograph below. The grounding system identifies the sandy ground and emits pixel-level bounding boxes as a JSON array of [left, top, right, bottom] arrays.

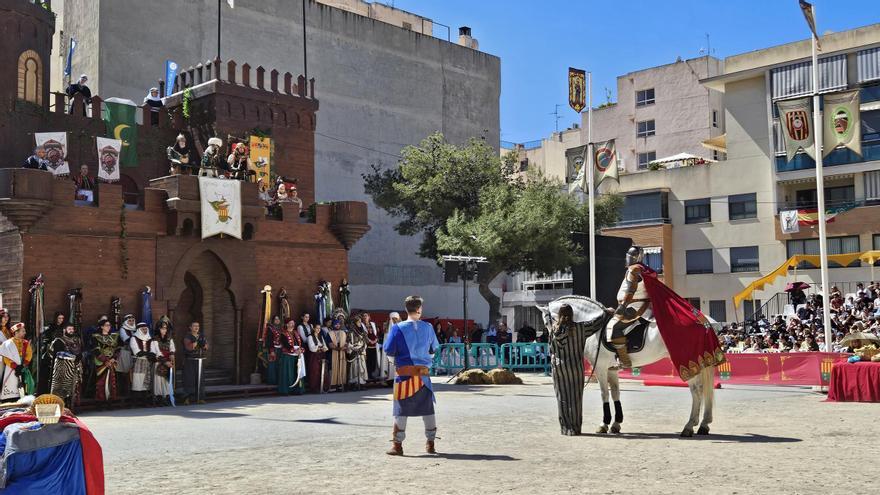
[[82, 375, 878, 495]]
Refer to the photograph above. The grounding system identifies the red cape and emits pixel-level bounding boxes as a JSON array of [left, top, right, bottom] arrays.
[[638, 264, 726, 381]]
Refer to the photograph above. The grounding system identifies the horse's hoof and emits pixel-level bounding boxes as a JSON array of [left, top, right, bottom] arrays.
[[610, 423, 621, 434], [696, 426, 710, 436], [680, 428, 694, 438], [596, 424, 609, 434]]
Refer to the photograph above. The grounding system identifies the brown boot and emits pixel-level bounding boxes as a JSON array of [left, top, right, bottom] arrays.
[[386, 425, 404, 456], [611, 337, 632, 369], [425, 440, 436, 454]]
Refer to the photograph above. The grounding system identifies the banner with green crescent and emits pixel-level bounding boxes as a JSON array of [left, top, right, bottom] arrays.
[[822, 90, 861, 158], [103, 100, 138, 166]]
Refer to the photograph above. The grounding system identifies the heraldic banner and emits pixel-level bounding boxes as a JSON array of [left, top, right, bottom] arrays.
[[593, 139, 619, 185], [35, 132, 70, 176], [103, 99, 138, 166], [565, 144, 587, 193], [95, 137, 122, 182], [199, 177, 242, 239], [823, 90, 861, 158], [249, 136, 272, 186], [568, 67, 586, 113], [776, 97, 815, 162]]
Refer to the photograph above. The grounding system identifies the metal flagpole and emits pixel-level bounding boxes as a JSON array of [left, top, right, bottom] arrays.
[[807, 4, 833, 349], [587, 71, 596, 299], [217, 0, 222, 61]]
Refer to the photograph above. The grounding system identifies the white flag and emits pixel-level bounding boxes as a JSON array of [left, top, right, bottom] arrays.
[[34, 132, 70, 176], [593, 139, 619, 185], [227, 0, 234, 7], [199, 177, 242, 239], [780, 210, 800, 235], [96, 137, 122, 182]]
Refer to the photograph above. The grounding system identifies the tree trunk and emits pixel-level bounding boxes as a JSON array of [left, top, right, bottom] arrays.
[[477, 270, 502, 326]]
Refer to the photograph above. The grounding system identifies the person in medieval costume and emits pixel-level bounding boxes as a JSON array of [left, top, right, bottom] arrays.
[[0, 323, 34, 402], [296, 313, 312, 375], [116, 313, 136, 396], [346, 314, 368, 390], [200, 137, 224, 178], [360, 312, 379, 380], [23, 145, 49, 171], [73, 165, 95, 201], [277, 288, 292, 323], [339, 279, 351, 316], [226, 142, 252, 181], [306, 323, 329, 393], [314, 284, 327, 323], [265, 315, 282, 386], [167, 134, 194, 175], [151, 320, 176, 406], [183, 321, 208, 404], [50, 322, 83, 410], [549, 304, 588, 436], [321, 281, 334, 318], [39, 311, 66, 394], [143, 87, 164, 126], [276, 319, 305, 395], [129, 322, 155, 405], [65, 74, 92, 115], [383, 296, 440, 456], [0, 309, 11, 341], [377, 312, 401, 385], [92, 318, 120, 402], [327, 318, 347, 392], [606, 246, 652, 369]]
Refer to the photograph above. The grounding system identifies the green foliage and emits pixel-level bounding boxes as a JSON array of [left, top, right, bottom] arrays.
[[648, 161, 665, 171], [182, 88, 193, 120]]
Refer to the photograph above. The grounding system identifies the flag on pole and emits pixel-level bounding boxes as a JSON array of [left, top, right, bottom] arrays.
[[64, 37, 77, 77], [798, 0, 821, 48], [593, 139, 619, 185], [776, 97, 815, 161], [164, 60, 179, 97], [568, 68, 586, 113], [822, 90, 861, 158], [566, 144, 587, 194]]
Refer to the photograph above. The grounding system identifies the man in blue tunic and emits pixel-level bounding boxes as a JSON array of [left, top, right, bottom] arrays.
[[383, 295, 440, 456]]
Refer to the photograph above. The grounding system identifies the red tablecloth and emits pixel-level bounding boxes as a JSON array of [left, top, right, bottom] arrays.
[[827, 362, 880, 402]]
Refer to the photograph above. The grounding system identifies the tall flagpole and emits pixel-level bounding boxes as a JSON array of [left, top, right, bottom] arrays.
[[587, 71, 596, 299], [807, 4, 833, 349], [217, 0, 222, 61]]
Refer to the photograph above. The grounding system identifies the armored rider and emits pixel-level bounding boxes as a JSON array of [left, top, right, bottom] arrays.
[[607, 246, 652, 368]]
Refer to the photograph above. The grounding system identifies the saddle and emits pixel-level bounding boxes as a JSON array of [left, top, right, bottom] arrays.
[[602, 320, 649, 354]]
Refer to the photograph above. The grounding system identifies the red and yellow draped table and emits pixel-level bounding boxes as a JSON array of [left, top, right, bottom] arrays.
[[827, 362, 880, 402]]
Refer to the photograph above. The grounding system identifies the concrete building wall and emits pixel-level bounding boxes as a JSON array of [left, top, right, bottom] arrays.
[[582, 56, 724, 174], [55, 0, 501, 321], [317, 0, 432, 35]]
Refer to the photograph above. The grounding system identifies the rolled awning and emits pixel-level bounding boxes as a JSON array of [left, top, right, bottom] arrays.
[[701, 134, 727, 153]]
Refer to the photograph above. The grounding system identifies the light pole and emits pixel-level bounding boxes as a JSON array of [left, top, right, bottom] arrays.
[[442, 255, 488, 372]]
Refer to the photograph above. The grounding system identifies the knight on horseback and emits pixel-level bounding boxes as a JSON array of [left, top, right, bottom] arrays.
[[607, 245, 652, 368]]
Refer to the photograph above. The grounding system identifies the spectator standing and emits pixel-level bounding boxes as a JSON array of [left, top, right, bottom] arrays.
[[143, 87, 163, 125]]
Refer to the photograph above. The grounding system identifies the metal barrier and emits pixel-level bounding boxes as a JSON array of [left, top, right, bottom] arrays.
[[430, 343, 500, 375], [499, 343, 550, 374]]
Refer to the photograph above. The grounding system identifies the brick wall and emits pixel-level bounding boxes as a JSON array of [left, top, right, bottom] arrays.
[[0, 231, 23, 320]]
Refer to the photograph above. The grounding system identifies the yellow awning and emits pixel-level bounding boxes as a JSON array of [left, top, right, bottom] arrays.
[[701, 134, 726, 153], [733, 250, 880, 307]]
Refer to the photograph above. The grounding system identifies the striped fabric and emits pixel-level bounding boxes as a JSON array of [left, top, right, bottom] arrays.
[[394, 375, 424, 401], [549, 322, 588, 436], [857, 47, 880, 83]]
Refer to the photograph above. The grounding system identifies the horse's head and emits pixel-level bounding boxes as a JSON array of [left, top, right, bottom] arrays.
[[536, 304, 552, 329]]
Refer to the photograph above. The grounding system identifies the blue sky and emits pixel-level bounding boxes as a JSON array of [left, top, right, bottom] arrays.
[[391, 0, 878, 143]]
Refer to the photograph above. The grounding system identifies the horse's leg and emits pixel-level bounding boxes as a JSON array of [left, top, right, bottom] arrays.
[[681, 373, 703, 438], [697, 366, 715, 435], [609, 370, 623, 434], [596, 368, 611, 434]]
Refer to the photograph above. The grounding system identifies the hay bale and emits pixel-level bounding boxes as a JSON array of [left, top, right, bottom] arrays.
[[453, 369, 490, 385], [486, 368, 523, 385]]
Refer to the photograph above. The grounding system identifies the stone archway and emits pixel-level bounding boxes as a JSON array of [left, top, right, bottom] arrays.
[[172, 250, 237, 384]]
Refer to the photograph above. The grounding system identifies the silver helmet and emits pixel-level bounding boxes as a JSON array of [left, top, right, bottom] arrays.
[[625, 246, 644, 266]]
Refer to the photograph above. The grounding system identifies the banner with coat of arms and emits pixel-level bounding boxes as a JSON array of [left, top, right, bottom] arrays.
[[822, 90, 861, 158], [34, 132, 70, 176], [199, 177, 242, 239], [95, 137, 122, 182], [248, 136, 272, 187], [776, 97, 815, 162], [593, 139, 619, 186], [568, 67, 586, 113]]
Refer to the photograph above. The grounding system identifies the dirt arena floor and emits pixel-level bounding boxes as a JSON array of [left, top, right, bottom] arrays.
[[84, 374, 876, 494]]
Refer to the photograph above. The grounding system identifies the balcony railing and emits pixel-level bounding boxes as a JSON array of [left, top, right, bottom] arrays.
[[776, 138, 880, 172]]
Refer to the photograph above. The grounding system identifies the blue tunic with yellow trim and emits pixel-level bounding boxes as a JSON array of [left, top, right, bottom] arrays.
[[383, 320, 439, 417]]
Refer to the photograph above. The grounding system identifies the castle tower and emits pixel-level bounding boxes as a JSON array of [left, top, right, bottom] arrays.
[[0, 0, 55, 110]]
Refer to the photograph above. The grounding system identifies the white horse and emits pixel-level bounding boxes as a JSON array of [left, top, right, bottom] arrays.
[[538, 295, 717, 437]]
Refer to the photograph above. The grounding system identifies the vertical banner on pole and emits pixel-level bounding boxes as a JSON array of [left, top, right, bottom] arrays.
[[568, 68, 586, 113]]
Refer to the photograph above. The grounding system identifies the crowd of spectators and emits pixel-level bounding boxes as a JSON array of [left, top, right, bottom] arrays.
[[720, 281, 880, 353]]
